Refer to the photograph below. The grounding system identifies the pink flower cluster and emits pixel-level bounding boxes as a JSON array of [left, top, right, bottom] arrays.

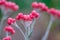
[[32, 2, 48, 12], [7, 18, 15, 25], [48, 8, 60, 18], [4, 26, 15, 34], [16, 10, 39, 21], [32, 2, 60, 18], [0, 0, 19, 11], [3, 25, 15, 40]]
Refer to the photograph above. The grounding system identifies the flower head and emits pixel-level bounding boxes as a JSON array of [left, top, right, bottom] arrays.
[[7, 17, 15, 25], [4, 26, 15, 34], [38, 2, 48, 12], [4, 1, 19, 11], [2, 36, 11, 40], [23, 15, 32, 21], [30, 10, 39, 19], [31, 2, 39, 8], [16, 13, 24, 20], [48, 8, 57, 15]]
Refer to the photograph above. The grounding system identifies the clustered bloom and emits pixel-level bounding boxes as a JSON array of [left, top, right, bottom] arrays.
[[3, 26, 15, 40], [16, 10, 39, 21], [4, 1, 19, 11], [7, 18, 16, 25], [32, 2, 48, 12], [4, 26, 15, 34], [47, 8, 60, 18], [32, 2, 60, 18], [30, 10, 39, 18], [0, 0, 19, 11], [3, 25, 15, 40]]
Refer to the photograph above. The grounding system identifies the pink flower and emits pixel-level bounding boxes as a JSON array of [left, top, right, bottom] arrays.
[[4, 26, 15, 34], [7, 17, 15, 25], [30, 10, 39, 19], [23, 15, 32, 21], [31, 2, 39, 8], [48, 8, 57, 15], [38, 2, 45, 8], [4, 1, 19, 11], [0, 0, 6, 5], [41, 6, 48, 12], [2, 36, 11, 40], [38, 2, 48, 12], [16, 13, 24, 20]]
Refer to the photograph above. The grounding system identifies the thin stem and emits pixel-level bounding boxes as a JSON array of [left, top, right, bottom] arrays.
[[27, 26, 31, 37], [0, 17, 5, 39], [25, 19, 36, 38], [0, 17, 7, 35], [41, 15, 54, 40], [13, 22, 26, 40], [0, 6, 8, 39], [6, 32, 9, 37], [0, 17, 5, 27], [30, 19, 36, 34], [24, 21, 32, 40], [0, 5, 8, 33], [20, 20, 26, 30], [25, 27, 28, 40]]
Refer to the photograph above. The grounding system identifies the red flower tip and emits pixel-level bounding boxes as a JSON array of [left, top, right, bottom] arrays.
[[23, 15, 32, 21], [48, 8, 57, 15], [4, 26, 15, 34], [32, 2, 39, 8], [7, 17, 16, 25], [16, 13, 24, 20], [2, 36, 11, 40], [30, 10, 39, 18]]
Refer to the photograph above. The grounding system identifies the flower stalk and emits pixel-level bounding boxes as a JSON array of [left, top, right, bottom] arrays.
[[41, 15, 54, 40]]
